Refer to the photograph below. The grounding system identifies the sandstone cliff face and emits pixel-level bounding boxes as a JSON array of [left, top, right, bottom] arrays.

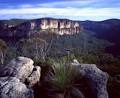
[[40, 18, 80, 35], [0, 18, 81, 38], [17, 18, 81, 36]]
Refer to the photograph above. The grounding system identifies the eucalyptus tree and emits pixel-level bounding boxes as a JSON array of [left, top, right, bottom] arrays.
[[17, 37, 48, 62], [17, 28, 58, 63]]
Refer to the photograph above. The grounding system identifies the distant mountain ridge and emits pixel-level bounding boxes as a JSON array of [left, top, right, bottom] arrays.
[[80, 19, 120, 42], [0, 18, 120, 56], [80, 19, 120, 56]]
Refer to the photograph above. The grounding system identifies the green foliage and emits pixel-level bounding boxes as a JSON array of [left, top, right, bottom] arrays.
[[75, 53, 120, 75], [46, 57, 55, 65], [5, 46, 17, 64], [60, 54, 76, 63], [49, 31, 111, 58], [0, 39, 7, 64], [76, 54, 99, 64], [98, 53, 118, 64], [17, 37, 48, 63], [50, 61, 78, 93], [0, 39, 7, 51]]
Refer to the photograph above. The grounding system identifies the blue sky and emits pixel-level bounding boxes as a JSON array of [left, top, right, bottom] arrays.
[[0, 0, 120, 20]]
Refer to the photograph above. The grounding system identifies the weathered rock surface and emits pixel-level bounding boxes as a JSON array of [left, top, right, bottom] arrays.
[[0, 77, 34, 98], [27, 66, 41, 87], [0, 57, 109, 98], [71, 59, 109, 98], [0, 18, 81, 38], [0, 57, 41, 98], [16, 18, 80, 36], [0, 57, 34, 82]]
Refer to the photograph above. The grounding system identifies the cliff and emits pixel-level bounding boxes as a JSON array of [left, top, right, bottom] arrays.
[[0, 18, 81, 38], [16, 18, 81, 36]]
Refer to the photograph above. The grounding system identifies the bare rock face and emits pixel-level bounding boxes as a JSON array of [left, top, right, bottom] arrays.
[[71, 60, 109, 98], [0, 57, 34, 82], [15, 18, 81, 37], [27, 66, 41, 87], [0, 57, 41, 98], [0, 77, 34, 98], [37, 18, 80, 35]]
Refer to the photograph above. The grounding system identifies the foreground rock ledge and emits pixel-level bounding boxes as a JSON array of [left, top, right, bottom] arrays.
[[0, 57, 34, 82], [0, 57, 109, 98], [71, 59, 109, 98], [0, 57, 41, 98], [0, 77, 34, 98]]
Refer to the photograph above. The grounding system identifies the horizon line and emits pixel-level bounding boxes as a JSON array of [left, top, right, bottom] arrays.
[[0, 17, 120, 22]]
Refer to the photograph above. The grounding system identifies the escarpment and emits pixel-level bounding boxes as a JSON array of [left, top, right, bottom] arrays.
[[0, 18, 81, 38], [17, 18, 81, 36]]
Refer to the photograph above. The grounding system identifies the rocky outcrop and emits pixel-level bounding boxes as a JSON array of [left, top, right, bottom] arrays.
[[71, 59, 109, 98], [0, 18, 81, 38], [0, 57, 34, 82], [38, 18, 80, 35], [27, 66, 41, 87], [0, 57, 41, 98], [0, 57, 109, 98], [0, 77, 34, 98], [13, 18, 81, 37]]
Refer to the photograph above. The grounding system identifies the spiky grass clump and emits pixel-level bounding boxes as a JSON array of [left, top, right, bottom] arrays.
[[50, 61, 78, 93]]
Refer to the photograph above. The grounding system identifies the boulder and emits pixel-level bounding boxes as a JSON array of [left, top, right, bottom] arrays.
[[0, 57, 42, 98], [71, 60, 109, 98], [0, 57, 41, 86], [0, 77, 34, 98], [27, 66, 41, 87], [0, 57, 34, 82]]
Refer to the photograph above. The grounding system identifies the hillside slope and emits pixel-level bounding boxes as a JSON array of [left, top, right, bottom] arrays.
[[80, 19, 120, 56]]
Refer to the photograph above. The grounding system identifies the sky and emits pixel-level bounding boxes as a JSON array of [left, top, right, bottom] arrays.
[[0, 0, 120, 20]]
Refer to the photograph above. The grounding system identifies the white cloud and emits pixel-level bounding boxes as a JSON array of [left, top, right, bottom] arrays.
[[0, 0, 120, 20], [38, 0, 99, 8], [19, 4, 34, 8], [0, 7, 120, 16], [3, 0, 101, 9]]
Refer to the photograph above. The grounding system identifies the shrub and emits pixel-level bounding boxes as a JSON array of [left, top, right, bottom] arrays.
[[5, 46, 17, 64], [50, 61, 78, 93], [17, 38, 48, 63], [46, 57, 55, 65]]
